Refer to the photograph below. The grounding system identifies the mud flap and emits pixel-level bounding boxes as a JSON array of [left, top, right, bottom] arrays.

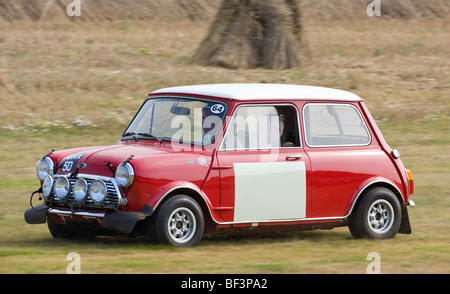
[[103, 205, 153, 234], [24, 204, 49, 224], [398, 205, 412, 234]]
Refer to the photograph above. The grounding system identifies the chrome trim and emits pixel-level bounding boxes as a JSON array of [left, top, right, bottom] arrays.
[[115, 162, 135, 188], [89, 180, 108, 204], [218, 103, 303, 151], [47, 173, 122, 208], [302, 103, 372, 148], [42, 175, 53, 200], [53, 176, 70, 200], [73, 178, 88, 202], [217, 216, 345, 225], [408, 200, 415, 207], [36, 156, 54, 181], [48, 208, 105, 218], [391, 149, 400, 159], [123, 95, 229, 146]]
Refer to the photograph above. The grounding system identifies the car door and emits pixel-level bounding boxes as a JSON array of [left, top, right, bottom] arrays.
[[215, 104, 311, 223], [302, 102, 374, 218]]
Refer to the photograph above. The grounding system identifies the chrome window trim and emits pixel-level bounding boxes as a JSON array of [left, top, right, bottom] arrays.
[[302, 103, 372, 148], [218, 103, 303, 151], [123, 95, 229, 146]]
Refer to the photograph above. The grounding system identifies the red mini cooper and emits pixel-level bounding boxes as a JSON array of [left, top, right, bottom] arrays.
[[25, 84, 415, 247]]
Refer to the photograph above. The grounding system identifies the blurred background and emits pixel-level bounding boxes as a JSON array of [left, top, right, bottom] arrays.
[[0, 0, 449, 273]]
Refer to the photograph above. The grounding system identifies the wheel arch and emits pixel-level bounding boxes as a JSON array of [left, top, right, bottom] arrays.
[[346, 179, 405, 217], [149, 183, 218, 233]]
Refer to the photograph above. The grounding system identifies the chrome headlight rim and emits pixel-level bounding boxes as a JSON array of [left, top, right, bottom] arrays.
[[53, 176, 70, 200], [42, 175, 53, 200], [36, 157, 54, 182], [73, 178, 88, 202], [89, 180, 108, 204], [115, 162, 135, 189]]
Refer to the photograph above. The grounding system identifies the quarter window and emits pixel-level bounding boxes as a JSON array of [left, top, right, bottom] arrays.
[[303, 104, 370, 147]]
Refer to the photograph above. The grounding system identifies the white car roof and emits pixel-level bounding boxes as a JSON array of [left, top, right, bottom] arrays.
[[151, 83, 362, 101]]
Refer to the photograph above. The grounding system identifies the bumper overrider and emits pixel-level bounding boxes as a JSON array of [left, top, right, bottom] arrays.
[[24, 174, 153, 234]]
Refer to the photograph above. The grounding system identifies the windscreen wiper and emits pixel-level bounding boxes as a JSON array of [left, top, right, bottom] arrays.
[[122, 132, 164, 142], [122, 132, 137, 141], [136, 132, 157, 139]]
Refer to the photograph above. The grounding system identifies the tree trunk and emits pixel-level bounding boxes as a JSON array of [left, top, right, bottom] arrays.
[[192, 0, 310, 69]]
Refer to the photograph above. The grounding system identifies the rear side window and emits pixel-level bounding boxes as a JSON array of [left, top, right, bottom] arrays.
[[303, 104, 371, 147]]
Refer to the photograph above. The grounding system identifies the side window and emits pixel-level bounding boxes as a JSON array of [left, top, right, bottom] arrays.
[[303, 104, 370, 147], [221, 105, 300, 150]]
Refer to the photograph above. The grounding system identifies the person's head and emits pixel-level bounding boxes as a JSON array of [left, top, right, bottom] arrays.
[[202, 106, 216, 134]]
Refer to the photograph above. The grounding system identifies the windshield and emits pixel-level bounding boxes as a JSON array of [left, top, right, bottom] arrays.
[[122, 97, 228, 146]]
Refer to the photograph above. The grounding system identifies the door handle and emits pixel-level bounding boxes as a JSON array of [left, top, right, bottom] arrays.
[[286, 155, 302, 161]]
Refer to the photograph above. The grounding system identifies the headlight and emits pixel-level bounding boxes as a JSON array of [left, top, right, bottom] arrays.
[[89, 180, 107, 204], [115, 162, 134, 188], [73, 178, 88, 202], [42, 175, 53, 200], [53, 176, 70, 200], [36, 157, 54, 181]]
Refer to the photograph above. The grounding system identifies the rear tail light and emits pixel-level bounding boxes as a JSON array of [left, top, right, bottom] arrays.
[[406, 169, 414, 195]]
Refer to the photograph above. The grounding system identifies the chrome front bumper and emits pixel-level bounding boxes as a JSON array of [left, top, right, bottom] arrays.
[[47, 208, 106, 218]]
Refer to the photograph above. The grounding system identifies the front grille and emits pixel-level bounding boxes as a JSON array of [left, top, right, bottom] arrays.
[[50, 175, 122, 209]]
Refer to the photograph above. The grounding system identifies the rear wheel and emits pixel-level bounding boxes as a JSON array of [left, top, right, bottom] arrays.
[[149, 195, 204, 247], [349, 187, 402, 239]]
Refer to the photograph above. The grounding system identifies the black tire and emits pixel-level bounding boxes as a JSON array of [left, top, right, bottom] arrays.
[[47, 215, 73, 238], [348, 187, 402, 239], [150, 195, 204, 247]]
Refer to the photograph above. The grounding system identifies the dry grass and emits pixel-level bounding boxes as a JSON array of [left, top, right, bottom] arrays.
[[0, 13, 449, 273]]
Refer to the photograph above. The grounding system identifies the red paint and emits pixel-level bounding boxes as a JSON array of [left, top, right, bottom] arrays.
[[34, 84, 414, 237]]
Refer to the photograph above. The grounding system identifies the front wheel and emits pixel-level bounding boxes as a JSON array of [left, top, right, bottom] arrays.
[[348, 187, 402, 239], [150, 195, 204, 247]]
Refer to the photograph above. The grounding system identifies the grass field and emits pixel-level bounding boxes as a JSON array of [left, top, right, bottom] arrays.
[[0, 14, 449, 273]]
